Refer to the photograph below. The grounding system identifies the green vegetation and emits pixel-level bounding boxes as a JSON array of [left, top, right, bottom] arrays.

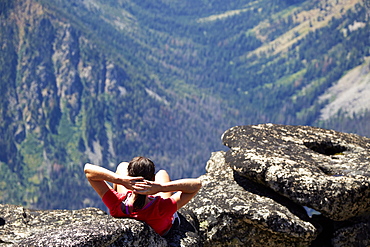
[[0, 0, 368, 210]]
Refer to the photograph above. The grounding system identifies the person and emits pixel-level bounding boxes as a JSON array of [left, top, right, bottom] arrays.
[[84, 156, 202, 236]]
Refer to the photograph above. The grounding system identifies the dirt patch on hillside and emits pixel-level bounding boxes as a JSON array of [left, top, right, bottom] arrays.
[[319, 57, 370, 120]]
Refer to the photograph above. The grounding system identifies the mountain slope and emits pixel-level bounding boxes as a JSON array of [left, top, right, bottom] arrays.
[[0, 0, 230, 209], [0, 0, 369, 210], [319, 58, 370, 120]]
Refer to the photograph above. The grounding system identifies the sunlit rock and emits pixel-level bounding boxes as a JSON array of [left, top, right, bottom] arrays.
[[222, 123, 370, 221]]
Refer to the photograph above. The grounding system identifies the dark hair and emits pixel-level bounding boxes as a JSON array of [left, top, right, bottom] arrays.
[[128, 157, 155, 211]]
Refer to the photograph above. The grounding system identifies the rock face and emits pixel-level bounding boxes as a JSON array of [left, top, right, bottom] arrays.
[[0, 204, 167, 246], [183, 151, 317, 246], [0, 203, 200, 246], [222, 124, 370, 221], [332, 221, 370, 247], [1, 124, 369, 246]]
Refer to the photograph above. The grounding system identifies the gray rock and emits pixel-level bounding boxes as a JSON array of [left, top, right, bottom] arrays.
[[0, 204, 166, 246], [0, 202, 201, 247], [332, 220, 370, 247], [184, 151, 317, 246], [222, 124, 370, 221]]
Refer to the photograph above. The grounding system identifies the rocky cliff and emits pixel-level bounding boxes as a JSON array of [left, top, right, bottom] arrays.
[[1, 124, 369, 246]]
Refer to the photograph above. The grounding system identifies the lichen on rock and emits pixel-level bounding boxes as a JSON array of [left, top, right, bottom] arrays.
[[222, 124, 370, 221], [184, 151, 317, 246]]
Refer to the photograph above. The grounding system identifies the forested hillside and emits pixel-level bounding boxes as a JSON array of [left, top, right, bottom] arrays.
[[0, 0, 369, 210]]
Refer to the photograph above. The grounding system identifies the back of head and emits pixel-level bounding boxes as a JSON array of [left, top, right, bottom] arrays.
[[128, 156, 155, 181], [127, 157, 155, 211]]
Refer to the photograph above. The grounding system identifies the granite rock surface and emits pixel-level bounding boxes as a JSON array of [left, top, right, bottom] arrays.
[[222, 124, 370, 221], [183, 151, 317, 246], [0, 204, 168, 246]]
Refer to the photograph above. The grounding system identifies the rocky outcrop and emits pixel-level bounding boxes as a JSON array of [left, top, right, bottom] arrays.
[[0, 204, 168, 246], [0, 203, 199, 246], [1, 124, 369, 246], [222, 124, 370, 221], [183, 151, 317, 246]]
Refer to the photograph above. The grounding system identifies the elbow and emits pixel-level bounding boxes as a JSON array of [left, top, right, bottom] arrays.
[[84, 163, 93, 179], [195, 179, 202, 192]]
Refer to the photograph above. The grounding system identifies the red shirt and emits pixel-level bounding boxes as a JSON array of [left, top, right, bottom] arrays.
[[102, 189, 177, 236]]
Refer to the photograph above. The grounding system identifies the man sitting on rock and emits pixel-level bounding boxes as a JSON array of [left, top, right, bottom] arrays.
[[84, 156, 201, 236]]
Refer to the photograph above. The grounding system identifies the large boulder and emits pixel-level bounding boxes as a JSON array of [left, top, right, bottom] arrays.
[[222, 124, 370, 221], [0, 204, 168, 246], [0, 203, 200, 246], [183, 151, 318, 246]]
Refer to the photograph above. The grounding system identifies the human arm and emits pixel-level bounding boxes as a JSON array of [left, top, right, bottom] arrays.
[[134, 178, 202, 210], [84, 163, 144, 198]]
